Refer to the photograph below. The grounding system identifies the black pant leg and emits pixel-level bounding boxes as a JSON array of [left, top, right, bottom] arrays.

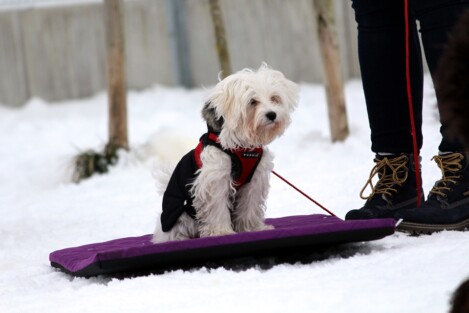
[[351, 0, 424, 153]]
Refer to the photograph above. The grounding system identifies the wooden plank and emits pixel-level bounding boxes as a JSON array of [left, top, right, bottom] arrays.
[[0, 10, 28, 106], [20, 4, 105, 102], [124, 0, 175, 89]]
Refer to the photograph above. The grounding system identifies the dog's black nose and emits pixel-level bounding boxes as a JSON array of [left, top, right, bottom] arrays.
[[266, 111, 277, 121]]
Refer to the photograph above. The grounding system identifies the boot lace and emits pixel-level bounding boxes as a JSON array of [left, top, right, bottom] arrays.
[[360, 155, 409, 200], [429, 153, 465, 198]]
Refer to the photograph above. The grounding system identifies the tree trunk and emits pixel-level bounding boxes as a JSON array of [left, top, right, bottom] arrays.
[[314, 0, 349, 142], [208, 0, 232, 78], [104, 0, 128, 150]]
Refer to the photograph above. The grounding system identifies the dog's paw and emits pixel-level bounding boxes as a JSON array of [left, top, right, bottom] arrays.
[[252, 223, 275, 232], [200, 226, 236, 237], [237, 223, 274, 232]]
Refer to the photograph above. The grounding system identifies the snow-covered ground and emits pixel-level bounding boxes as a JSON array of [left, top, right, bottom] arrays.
[[1, 76, 468, 313]]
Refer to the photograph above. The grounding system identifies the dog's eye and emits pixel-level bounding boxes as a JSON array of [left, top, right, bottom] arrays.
[[249, 99, 259, 106], [270, 95, 281, 104]]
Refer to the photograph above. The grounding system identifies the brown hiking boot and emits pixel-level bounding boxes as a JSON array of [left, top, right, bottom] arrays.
[[346, 153, 424, 220]]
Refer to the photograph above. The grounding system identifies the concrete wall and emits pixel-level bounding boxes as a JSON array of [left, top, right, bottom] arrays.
[[0, 0, 359, 107]]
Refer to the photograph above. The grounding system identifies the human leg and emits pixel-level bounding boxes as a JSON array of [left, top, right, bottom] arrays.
[[346, 0, 425, 220], [397, 3, 469, 232], [351, 0, 424, 153]]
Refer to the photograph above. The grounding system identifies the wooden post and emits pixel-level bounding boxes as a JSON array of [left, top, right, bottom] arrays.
[[208, 0, 232, 78], [104, 0, 128, 150], [314, 0, 349, 142]]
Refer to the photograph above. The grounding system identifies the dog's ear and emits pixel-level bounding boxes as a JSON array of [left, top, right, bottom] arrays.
[[202, 101, 224, 132], [280, 78, 300, 112]]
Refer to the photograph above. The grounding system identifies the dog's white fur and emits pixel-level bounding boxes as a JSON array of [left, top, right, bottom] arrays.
[[152, 63, 299, 243]]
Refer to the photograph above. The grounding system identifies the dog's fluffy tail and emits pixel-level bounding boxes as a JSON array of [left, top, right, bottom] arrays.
[[140, 128, 197, 195], [137, 129, 197, 164]]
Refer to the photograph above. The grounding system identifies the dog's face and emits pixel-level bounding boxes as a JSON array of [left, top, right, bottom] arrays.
[[203, 64, 299, 148]]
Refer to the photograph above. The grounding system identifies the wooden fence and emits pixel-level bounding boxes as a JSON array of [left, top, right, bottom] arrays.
[[0, 0, 359, 107]]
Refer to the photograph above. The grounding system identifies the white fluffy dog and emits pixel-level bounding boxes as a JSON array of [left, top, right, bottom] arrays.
[[152, 64, 299, 243]]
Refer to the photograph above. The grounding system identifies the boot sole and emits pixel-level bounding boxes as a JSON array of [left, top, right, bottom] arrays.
[[396, 218, 469, 235]]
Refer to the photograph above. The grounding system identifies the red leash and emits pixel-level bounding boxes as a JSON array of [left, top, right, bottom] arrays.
[[404, 0, 422, 207], [272, 170, 337, 217]]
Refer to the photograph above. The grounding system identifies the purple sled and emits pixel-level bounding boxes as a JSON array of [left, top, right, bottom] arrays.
[[50, 214, 395, 277]]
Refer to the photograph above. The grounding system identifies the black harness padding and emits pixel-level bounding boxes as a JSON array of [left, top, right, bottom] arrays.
[[160, 131, 263, 232]]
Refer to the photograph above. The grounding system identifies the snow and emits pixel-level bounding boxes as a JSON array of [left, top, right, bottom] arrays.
[[1, 77, 468, 313]]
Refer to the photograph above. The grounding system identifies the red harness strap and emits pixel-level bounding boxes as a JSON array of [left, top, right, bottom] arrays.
[[194, 132, 263, 188]]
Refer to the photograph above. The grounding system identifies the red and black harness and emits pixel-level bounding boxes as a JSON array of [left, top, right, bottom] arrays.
[[195, 132, 264, 187], [160, 130, 263, 232]]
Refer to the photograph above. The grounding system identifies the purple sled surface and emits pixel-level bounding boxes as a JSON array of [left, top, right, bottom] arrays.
[[50, 214, 395, 277]]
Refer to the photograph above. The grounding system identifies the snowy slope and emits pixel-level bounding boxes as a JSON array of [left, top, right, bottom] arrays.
[[0, 77, 468, 313]]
